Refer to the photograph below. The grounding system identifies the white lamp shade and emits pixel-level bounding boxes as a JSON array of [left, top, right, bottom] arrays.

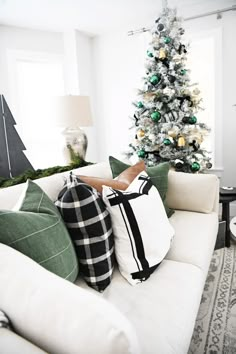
[[54, 95, 93, 127]]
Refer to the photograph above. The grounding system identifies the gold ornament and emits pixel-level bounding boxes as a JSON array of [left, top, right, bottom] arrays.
[[178, 136, 186, 147], [143, 92, 156, 101], [168, 129, 177, 138], [137, 129, 145, 138], [159, 48, 166, 59], [193, 88, 200, 95]]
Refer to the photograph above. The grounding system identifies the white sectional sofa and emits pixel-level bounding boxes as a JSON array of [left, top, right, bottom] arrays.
[[0, 161, 219, 354]]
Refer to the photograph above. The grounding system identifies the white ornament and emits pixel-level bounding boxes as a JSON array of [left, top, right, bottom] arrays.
[[148, 133, 156, 142], [163, 87, 175, 96]]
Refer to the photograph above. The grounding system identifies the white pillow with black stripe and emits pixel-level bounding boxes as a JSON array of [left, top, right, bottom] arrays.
[[55, 174, 115, 292], [102, 171, 174, 285]]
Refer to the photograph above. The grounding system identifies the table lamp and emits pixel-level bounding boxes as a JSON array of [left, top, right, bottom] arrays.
[[54, 95, 93, 162]]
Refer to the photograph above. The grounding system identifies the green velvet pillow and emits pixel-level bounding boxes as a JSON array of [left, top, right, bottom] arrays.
[[0, 180, 78, 282], [109, 156, 174, 217]]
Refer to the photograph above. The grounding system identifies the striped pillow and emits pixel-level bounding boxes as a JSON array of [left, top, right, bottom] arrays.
[[0, 180, 78, 282], [102, 171, 174, 285]]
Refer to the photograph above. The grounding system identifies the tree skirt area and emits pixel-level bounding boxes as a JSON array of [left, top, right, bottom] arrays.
[[188, 243, 236, 353]]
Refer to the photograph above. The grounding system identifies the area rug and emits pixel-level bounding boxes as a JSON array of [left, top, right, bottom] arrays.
[[188, 244, 236, 353]]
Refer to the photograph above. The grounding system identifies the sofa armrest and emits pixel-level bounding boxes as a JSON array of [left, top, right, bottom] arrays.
[[166, 171, 219, 214], [0, 328, 47, 354], [0, 244, 139, 354]]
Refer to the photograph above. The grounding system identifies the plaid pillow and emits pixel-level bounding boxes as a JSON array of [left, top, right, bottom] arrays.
[[55, 174, 115, 292], [0, 310, 11, 330]]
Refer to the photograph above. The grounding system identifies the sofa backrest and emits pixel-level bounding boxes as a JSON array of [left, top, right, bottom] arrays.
[[0, 162, 112, 210], [0, 162, 219, 214], [166, 170, 219, 214]]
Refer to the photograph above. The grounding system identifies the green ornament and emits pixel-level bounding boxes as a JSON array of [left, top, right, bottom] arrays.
[[137, 101, 144, 108], [147, 50, 153, 57], [149, 75, 160, 85], [191, 161, 200, 172], [163, 138, 171, 146], [164, 37, 171, 44], [151, 111, 161, 122], [137, 149, 145, 158], [189, 116, 197, 124], [180, 69, 187, 75]]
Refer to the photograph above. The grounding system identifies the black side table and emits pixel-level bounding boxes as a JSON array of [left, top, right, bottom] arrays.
[[219, 188, 236, 247]]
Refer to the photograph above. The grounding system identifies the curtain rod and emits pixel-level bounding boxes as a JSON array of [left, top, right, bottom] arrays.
[[127, 5, 236, 36]]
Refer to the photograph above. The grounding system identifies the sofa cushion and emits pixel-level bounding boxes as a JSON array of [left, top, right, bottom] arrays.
[[77, 259, 204, 354], [167, 210, 218, 275], [0, 244, 139, 354], [0, 180, 78, 282], [55, 174, 115, 292], [102, 171, 174, 285], [166, 170, 219, 213], [0, 328, 47, 354], [109, 156, 174, 217]]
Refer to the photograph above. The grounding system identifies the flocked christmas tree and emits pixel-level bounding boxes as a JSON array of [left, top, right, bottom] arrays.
[[127, 7, 212, 173]]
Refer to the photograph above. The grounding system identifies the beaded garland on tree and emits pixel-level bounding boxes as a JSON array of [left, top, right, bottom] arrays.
[[127, 7, 212, 173]]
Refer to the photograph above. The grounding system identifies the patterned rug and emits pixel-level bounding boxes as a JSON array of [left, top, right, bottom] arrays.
[[188, 244, 236, 353]]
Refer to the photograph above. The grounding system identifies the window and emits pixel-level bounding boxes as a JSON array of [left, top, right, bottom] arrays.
[[187, 27, 223, 172], [7, 50, 65, 168]]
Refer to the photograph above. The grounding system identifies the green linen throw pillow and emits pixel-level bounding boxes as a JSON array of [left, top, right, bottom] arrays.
[[109, 156, 174, 217], [0, 180, 78, 282]]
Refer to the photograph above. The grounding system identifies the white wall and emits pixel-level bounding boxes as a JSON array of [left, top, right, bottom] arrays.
[[0, 25, 63, 103]]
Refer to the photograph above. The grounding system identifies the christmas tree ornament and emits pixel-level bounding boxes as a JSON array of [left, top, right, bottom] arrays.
[[151, 111, 161, 122], [163, 138, 171, 146], [180, 69, 187, 75], [177, 136, 185, 147], [182, 116, 189, 124], [188, 116, 197, 124], [189, 139, 199, 151], [147, 50, 153, 58], [178, 44, 187, 54], [168, 75, 176, 83], [168, 128, 178, 138], [163, 87, 175, 96], [164, 37, 171, 44], [157, 23, 164, 32], [173, 54, 182, 63], [137, 101, 144, 108], [178, 28, 185, 35], [149, 75, 160, 85], [193, 88, 200, 95], [159, 48, 166, 59], [191, 161, 200, 172], [137, 129, 145, 139], [148, 133, 156, 142], [137, 149, 145, 158], [206, 162, 212, 169], [175, 159, 184, 170]]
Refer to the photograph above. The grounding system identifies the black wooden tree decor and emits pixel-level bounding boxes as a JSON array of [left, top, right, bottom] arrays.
[[0, 95, 34, 178]]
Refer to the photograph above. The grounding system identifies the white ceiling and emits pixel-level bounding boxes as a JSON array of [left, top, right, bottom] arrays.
[[0, 0, 235, 36]]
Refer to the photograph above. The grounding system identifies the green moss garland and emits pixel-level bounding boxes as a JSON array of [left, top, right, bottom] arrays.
[[0, 160, 92, 188]]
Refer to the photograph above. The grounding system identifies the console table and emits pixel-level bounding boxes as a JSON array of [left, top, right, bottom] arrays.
[[219, 188, 236, 247]]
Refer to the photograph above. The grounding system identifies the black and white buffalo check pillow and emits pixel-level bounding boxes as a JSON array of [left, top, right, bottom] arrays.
[[55, 174, 114, 292], [102, 171, 174, 285]]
